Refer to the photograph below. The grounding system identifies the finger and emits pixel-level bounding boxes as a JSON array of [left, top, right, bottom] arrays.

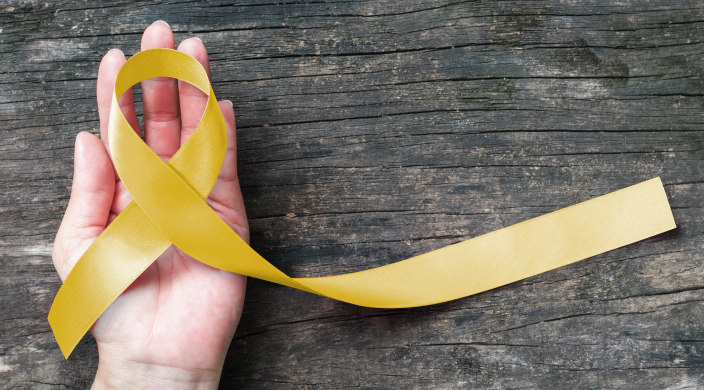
[[96, 49, 136, 233], [53, 132, 115, 280], [97, 49, 139, 152], [207, 100, 249, 243], [141, 20, 181, 160], [177, 37, 211, 145]]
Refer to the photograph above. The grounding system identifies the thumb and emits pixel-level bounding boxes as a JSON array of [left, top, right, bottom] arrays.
[[53, 131, 115, 281]]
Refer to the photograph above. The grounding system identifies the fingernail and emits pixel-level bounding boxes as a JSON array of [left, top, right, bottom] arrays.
[[74, 132, 89, 160], [224, 100, 233, 108], [75, 132, 84, 152], [193, 37, 202, 43], [107, 48, 123, 55], [153, 20, 170, 28]]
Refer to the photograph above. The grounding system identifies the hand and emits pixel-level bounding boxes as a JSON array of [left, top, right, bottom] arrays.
[[52, 21, 248, 389]]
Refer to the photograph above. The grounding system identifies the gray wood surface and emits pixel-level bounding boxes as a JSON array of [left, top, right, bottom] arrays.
[[2, 1, 703, 388]]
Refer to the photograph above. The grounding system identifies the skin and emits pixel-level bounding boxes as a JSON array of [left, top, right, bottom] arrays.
[[51, 21, 247, 389]]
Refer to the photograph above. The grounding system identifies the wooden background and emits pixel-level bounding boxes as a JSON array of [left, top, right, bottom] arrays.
[[2, 1, 703, 388]]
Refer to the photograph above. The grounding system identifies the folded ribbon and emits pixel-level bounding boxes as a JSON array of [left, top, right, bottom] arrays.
[[48, 48, 677, 358]]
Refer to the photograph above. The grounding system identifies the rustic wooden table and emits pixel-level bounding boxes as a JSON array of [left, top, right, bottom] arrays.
[[2, 1, 703, 389]]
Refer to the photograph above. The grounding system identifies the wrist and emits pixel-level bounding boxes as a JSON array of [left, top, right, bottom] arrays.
[[92, 344, 223, 390]]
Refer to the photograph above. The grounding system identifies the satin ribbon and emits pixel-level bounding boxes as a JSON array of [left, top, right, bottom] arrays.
[[48, 48, 677, 358]]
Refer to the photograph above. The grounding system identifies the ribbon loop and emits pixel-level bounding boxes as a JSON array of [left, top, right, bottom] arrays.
[[48, 48, 677, 359], [111, 49, 225, 199]]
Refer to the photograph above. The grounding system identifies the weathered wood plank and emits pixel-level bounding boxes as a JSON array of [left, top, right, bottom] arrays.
[[1, 1, 703, 389]]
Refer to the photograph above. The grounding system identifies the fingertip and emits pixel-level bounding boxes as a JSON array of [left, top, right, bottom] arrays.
[[74, 131, 87, 154], [153, 20, 170, 28], [76, 130, 98, 141], [74, 131, 97, 162], [219, 99, 234, 111], [101, 48, 125, 67], [178, 37, 210, 77], [142, 20, 175, 50], [74, 132, 112, 182], [178, 36, 205, 53], [98, 49, 126, 77], [97, 49, 125, 100], [218, 100, 236, 128], [105, 48, 124, 58]]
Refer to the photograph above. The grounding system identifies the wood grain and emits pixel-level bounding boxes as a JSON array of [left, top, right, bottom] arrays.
[[1, 1, 703, 388]]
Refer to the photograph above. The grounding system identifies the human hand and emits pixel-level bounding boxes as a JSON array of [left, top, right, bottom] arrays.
[[52, 21, 247, 389]]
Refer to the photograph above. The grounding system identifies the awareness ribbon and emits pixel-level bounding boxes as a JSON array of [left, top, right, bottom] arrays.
[[48, 49, 677, 358]]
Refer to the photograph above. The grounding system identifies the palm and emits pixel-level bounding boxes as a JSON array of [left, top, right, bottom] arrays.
[[92, 245, 245, 369], [52, 22, 247, 374]]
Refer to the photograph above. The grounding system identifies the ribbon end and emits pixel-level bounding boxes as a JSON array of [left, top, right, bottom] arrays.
[[48, 305, 79, 360], [650, 176, 677, 231]]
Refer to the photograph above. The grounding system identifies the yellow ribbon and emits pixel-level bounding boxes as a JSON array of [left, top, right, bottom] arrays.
[[48, 49, 677, 359]]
